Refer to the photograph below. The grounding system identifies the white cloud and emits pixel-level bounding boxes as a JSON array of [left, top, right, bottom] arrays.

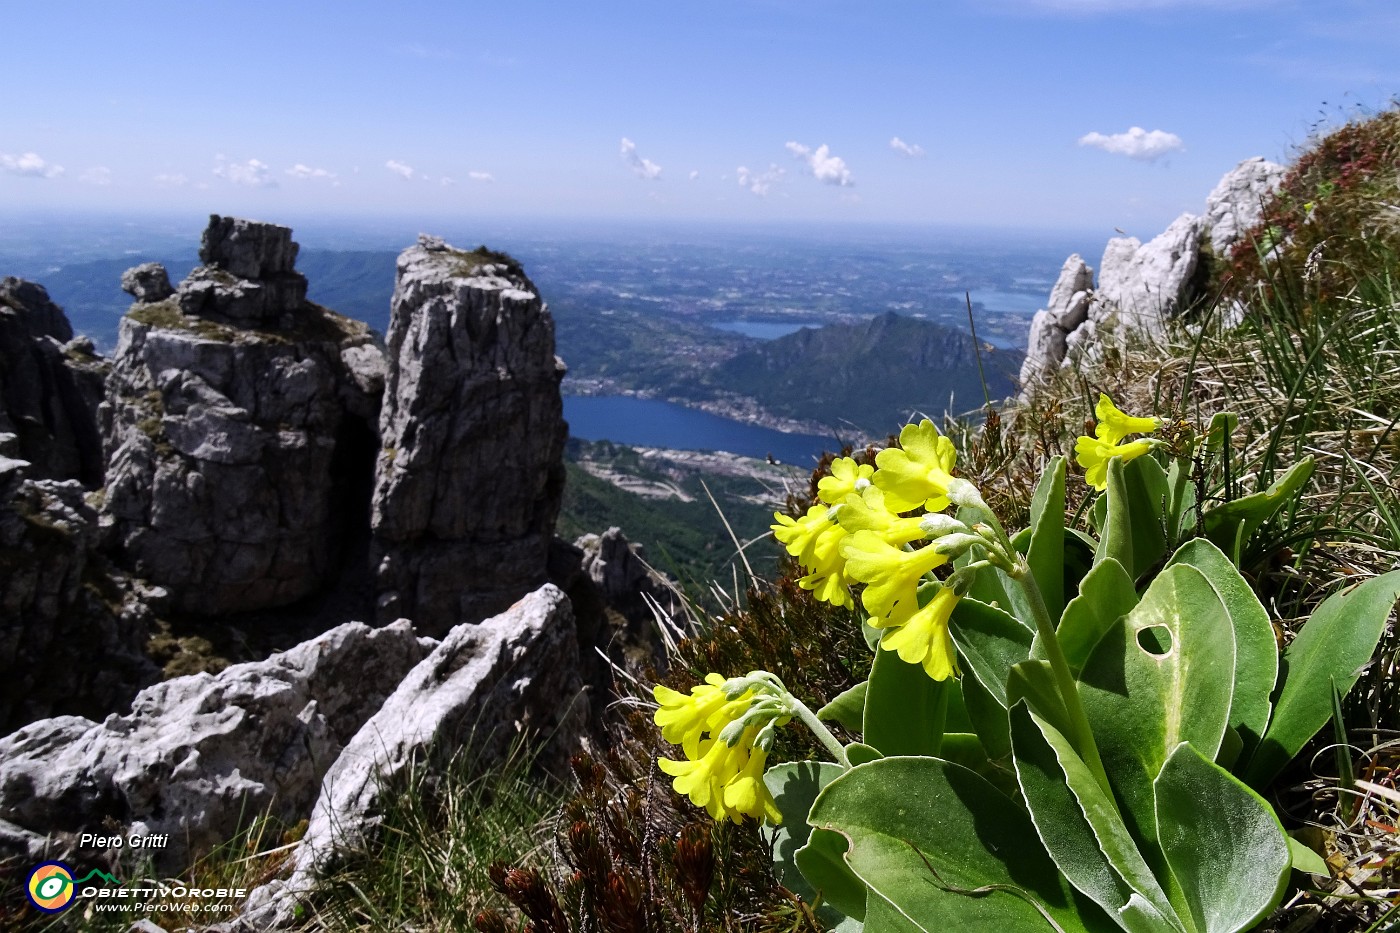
[[440, 176, 456, 186], [0, 152, 64, 178], [785, 141, 854, 186], [79, 166, 112, 186], [153, 173, 188, 188], [214, 156, 276, 188], [688, 170, 700, 181], [468, 171, 495, 182], [385, 159, 416, 180], [737, 164, 785, 197], [1078, 126, 1184, 161], [620, 137, 662, 180], [890, 136, 925, 158], [286, 163, 336, 181]]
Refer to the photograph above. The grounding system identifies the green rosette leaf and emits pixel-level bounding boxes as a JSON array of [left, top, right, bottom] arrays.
[[809, 757, 1116, 932]]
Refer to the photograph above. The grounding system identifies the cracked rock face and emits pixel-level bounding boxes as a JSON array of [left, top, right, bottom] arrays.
[[1205, 156, 1286, 256], [0, 619, 433, 873], [236, 585, 586, 930], [0, 457, 160, 734], [1020, 255, 1094, 386], [1019, 157, 1287, 388], [100, 216, 385, 615], [371, 236, 567, 635], [0, 279, 106, 484]]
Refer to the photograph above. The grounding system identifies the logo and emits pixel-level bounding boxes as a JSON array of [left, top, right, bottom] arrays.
[[26, 862, 75, 913], [24, 863, 123, 914]]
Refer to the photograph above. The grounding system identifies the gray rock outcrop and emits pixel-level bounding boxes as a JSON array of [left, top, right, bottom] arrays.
[[1090, 212, 1206, 342], [176, 217, 308, 328], [100, 215, 386, 615], [1020, 156, 1285, 387], [0, 619, 433, 872], [1019, 255, 1094, 386], [1205, 156, 1286, 256], [120, 263, 174, 304], [371, 236, 567, 634], [236, 584, 587, 929], [0, 279, 106, 484], [0, 456, 160, 734]]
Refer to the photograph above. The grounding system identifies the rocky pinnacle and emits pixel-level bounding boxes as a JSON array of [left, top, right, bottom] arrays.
[[371, 235, 567, 635]]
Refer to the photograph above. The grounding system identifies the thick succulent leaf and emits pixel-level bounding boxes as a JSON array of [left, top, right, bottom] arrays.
[[764, 762, 865, 923], [1165, 457, 1198, 540], [1007, 660, 1074, 747], [820, 681, 869, 733], [1165, 539, 1277, 762], [1287, 835, 1330, 877], [1094, 459, 1134, 577], [809, 757, 1116, 933], [864, 647, 948, 758], [847, 743, 883, 767], [1154, 743, 1290, 933], [1027, 456, 1067, 622], [1052, 557, 1140, 675], [1120, 455, 1171, 580], [1009, 703, 1186, 933], [938, 732, 990, 774], [950, 597, 1034, 708], [961, 664, 1012, 762], [1243, 569, 1400, 788], [1078, 564, 1236, 902], [797, 829, 870, 925], [1202, 458, 1314, 558]]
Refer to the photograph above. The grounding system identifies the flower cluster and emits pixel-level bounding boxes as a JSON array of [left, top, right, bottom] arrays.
[[1073, 394, 1162, 490], [772, 420, 977, 681], [653, 673, 791, 824]]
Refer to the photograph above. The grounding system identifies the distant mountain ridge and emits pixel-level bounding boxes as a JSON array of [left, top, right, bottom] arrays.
[[709, 311, 1020, 434]]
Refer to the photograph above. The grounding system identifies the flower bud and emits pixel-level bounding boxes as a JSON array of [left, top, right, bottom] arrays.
[[918, 513, 969, 538], [931, 533, 983, 557]]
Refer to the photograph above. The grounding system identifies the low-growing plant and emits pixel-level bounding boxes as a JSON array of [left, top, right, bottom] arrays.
[[651, 403, 1400, 932]]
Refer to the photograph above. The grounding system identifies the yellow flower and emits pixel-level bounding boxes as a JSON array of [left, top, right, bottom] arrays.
[[879, 585, 961, 681], [817, 457, 874, 505], [772, 505, 838, 569], [839, 530, 949, 628], [1093, 394, 1161, 445], [659, 727, 783, 825], [872, 420, 959, 513], [659, 734, 747, 816], [720, 744, 783, 824], [773, 505, 854, 608], [833, 487, 927, 546], [1074, 435, 1154, 491], [654, 674, 755, 759]]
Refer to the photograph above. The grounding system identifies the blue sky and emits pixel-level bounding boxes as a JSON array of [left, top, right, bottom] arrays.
[[2, 0, 1396, 234]]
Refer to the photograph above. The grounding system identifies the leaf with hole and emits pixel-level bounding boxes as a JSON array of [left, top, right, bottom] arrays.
[[1078, 563, 1236, 908]]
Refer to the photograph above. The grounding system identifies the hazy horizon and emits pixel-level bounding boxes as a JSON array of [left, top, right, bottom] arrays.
[[3, 1, 1397, 236]]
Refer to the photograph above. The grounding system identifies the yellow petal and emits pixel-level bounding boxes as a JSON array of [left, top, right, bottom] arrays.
[[1093, 394, 1161, 445], [873, 421, 958, 513]]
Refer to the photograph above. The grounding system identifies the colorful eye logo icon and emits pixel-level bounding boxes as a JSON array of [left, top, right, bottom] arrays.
[[26, 862, 76, 913]]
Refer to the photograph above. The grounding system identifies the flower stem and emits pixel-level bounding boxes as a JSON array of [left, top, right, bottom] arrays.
[[788, 696, 852, 769], [1013, 564, 1115, 802]]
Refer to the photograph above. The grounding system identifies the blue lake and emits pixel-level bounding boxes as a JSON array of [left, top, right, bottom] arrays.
[[964, 289, 1045, 314], [564, 395, 843, 466], [711, 319, 818, 340]]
